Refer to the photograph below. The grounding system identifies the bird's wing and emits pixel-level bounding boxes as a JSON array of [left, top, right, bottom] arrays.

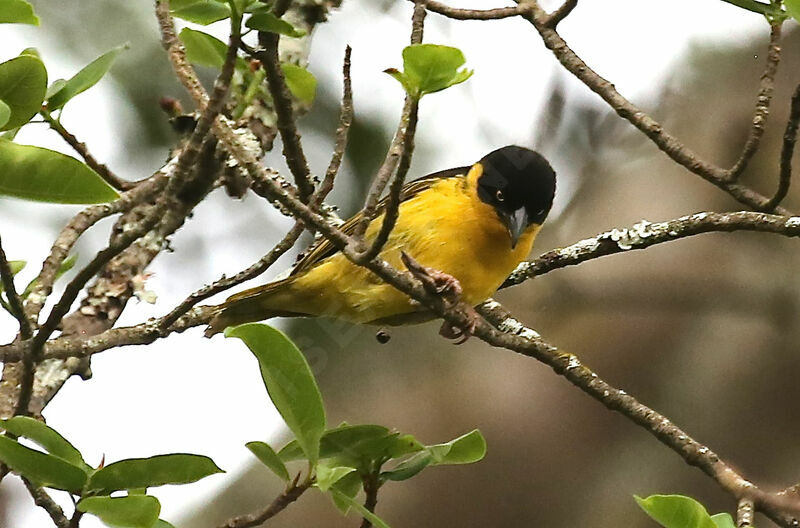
[[291, 165, 471, 275]]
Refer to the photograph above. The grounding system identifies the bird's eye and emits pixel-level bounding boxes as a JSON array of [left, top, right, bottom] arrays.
[[495, 189, 505, 202]]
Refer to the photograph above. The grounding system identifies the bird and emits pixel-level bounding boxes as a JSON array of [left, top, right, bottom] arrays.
[[205, 145, 556, 337]]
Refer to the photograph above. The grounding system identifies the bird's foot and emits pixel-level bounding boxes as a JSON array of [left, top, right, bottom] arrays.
[[438, 312, 478, 345], [401, 251, 478, 344], [400, 251, 462, 304]]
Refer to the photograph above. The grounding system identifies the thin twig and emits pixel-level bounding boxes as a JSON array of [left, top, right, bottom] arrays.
[[420, 1, 789, 211], [170, 3, 242, 186], [728, 22, 782, 180], [22, 477, 70, 528], [410, 0, 427, 45], [518, 0, 790, 214], [0, 235, 32, 340], [219, 475, 312, 528], [40, 109, 133, 191], [0, 306, 214, 363], [155, 0, 208, 105], [359, 471, 381, 528], [356, 100, 419, 262], [311, 45, 354, 214], [419, 0, 529, 20], [764, 82, 800, 211], [545, 0, 578, 28], [352, 1, 425, 250], [158, 221, 304, 330], [254, 33, 315, 202], [68, 510, 84, 528]]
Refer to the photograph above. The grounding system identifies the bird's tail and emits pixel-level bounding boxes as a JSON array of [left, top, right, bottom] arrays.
[[204, 279, 297, 337]]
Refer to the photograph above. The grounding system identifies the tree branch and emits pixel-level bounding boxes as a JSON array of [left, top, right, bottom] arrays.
[[22, 477, 70, 528], [764, 82, 800, 211], [419, 0, 530, 20], [352, 1, 425, 259], [0, 235, 32, 340], [254, 31, 315, 203], [737, 497, 755, 527], [3, 209, 800, 363], [219, 475, 312, 528], [545, 0, 578, 28], [727, 22, 782, 180], [516, 0, 790, 214], [359, 471, 381, 528], [40, 109, 133, 191], [158, 221, 304, 330], [23, 174, 168, 325], [310, 46, 354, 218], [475, 301, 799, 527], [502, 211, 800, 288]]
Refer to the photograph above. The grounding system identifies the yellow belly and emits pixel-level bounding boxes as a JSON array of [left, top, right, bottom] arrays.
[[274, 174, 539, 324]]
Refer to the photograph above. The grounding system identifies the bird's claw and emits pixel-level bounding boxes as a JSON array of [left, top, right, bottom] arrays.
[[401, 251, 479, 344], [400, 251, 462, 305], [438, 307, 479, 345]]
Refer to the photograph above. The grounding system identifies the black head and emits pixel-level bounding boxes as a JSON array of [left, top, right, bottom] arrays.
[[476, 145, 556, 247]]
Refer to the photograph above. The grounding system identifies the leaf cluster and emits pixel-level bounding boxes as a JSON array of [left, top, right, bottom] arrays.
[[0, 416, 222, 528], [226, 323, 487, 527]]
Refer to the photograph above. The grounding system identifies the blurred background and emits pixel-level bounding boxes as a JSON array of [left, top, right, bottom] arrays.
[[1, 0, 800, 526]]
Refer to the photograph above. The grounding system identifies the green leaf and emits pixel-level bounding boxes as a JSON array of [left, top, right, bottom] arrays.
[[246, 441, 290, 481], [179, 28, 227, 69], [316, 464, 355, 492], [329, 471, 360, 514], [154, 521, 176, 528], [634, 494, 717, 528], [245, 12, 305, 37], [0, 139, 119, 203], [786, 0, 800, 21], [387, 434, 424, 458], [0, 54, 47, 130], [46, 79, 67, 100], [281, 64, 316, 104], [279, 425, 390, 463], [0, 100, 10, 129], [0, 416, 87, 469], [1, 127, 20, 140], [710, 513, 736, 528], [47, 44, 128, 111], [428, 429, 486, 465], [9, 260, 25, 274], [0, 0, 39, 25], [720, 0, 787, 19], [329, 489, 392, 528], [88, 454, 224, 493], [19, 47, 40, 59], [381, 451, 432, 482], [170, 0, 230, 25], [0, 435, 87, 492], [387, 44, 472, 98], [383, 69, 414, 96], [226, 323, 326, 466], [78, 496, 161, 528]]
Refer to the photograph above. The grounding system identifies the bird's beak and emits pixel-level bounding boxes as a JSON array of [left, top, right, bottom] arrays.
[[500, 207, 529, 249]]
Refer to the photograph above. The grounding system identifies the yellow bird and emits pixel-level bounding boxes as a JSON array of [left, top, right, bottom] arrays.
[[206, 145, 556, 336]]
